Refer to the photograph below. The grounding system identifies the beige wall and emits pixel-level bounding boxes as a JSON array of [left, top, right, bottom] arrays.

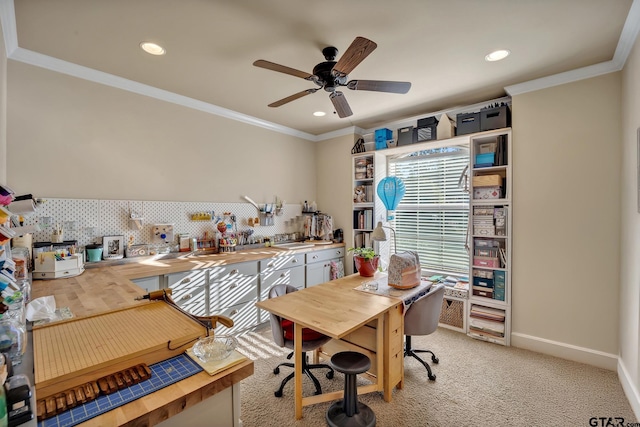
[[0, 19, 7, 184], [314, 133, 357, 274], [511, 73, 621, 356], [620, 32, 640, 414], [6, 61, 316, 203]]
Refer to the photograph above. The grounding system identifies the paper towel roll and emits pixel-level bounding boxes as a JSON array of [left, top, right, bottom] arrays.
[[8, 199, 36, 214]]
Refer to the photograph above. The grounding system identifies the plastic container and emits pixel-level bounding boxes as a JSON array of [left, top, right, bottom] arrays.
[[85, 244, 103, 262]]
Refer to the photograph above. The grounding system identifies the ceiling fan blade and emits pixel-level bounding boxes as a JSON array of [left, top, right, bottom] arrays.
[[332, 36, 377, 77], [347, 80, 411, 94], [268, 89, 318, 108], [253, 59, 314, 80], [329, 91, 353, 118]]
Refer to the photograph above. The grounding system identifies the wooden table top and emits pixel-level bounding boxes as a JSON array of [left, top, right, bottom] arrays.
[[256, 272, 401, 338], [110, 243, 345, 280], [31, 267, 146, 319]]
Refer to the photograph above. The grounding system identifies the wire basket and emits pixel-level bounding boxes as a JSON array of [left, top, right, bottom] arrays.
[[439, 298, 464, 329]]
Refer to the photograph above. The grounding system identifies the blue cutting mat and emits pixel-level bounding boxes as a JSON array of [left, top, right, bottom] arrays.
[[39, 353, 203, 427]]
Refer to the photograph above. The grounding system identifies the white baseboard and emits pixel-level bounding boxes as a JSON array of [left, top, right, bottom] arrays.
[[618, 359, 640, 421], [511, 332, 618, 371]]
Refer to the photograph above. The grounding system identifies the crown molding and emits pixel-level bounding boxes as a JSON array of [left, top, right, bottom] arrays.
[[0, 0, 17, 57], [9, 47, 319, 141], [2, 0, 639, 139], [506, 0, 640, 96]]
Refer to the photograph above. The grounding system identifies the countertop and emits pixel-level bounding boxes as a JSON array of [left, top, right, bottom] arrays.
[[26, 243, 344, 426]]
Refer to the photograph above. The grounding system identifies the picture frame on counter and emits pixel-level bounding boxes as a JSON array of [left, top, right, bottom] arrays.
[[103, 235, 124, 259]]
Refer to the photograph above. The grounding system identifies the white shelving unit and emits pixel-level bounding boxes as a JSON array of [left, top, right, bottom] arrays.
[[467, 129, 512, 346], [352, 153, 377, 250]]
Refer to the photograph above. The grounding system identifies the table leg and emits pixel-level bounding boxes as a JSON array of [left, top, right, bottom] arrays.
[[376, 313, 387, 400], [294, 322, 303, 420]]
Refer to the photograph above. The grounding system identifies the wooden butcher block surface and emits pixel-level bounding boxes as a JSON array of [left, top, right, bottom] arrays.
[[30, 267, 146, 318], [32, 301, 207, 400]]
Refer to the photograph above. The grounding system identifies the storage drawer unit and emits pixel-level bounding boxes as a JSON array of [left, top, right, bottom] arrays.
[[166, 270, 208, 316], [259, 253, 304, 273], [209, 261, 259, 311], [214, 302, 259, 335], [306, 247, 345, 264], [260, 265, 305, 299]]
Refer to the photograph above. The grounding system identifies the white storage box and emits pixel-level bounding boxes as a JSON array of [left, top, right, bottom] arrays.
[[33, 252, 84, 280]]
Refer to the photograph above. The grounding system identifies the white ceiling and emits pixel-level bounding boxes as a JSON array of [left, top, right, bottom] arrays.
[[1, 0, 639, 138]]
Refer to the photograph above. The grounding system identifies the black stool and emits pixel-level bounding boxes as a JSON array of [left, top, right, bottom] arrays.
[[326, 351, 376, 427]]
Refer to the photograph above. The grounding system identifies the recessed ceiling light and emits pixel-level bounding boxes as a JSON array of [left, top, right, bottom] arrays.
[[485, 49, 510, 62], [313, 111, 326, 117], [140, 42, 166, 56]]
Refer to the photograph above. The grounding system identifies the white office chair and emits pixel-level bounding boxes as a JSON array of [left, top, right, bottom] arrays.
[[403, 283, 445, 381]]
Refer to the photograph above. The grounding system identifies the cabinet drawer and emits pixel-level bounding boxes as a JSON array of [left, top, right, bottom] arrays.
[[173, 285, 207, 317], [208, 261, 258, 281], [342, 325, 376, 351], [211, 274, 258, 310], [166, 270, 208, 289], [213, 302, 259, 335], [260, 254, 304, 273], [306, 248, 344, 264], [260, 265, 305, 300]]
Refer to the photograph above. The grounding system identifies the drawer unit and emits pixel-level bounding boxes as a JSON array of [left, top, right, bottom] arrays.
[[306, 247, 345, 264], [260, 265, 305, 299], [166, 270, 208, 316], [260, 253, 304, 273], [214, 301, 259, 335], [208, 261, 258, 282]]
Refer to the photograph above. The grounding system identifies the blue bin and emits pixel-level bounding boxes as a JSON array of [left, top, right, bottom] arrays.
[[375, 128, 392, 150], [475, 153, 495, 167]]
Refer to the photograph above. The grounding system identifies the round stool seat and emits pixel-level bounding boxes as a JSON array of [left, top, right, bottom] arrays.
[[326, 352, 376, 427], [330, 351, 371, 375]]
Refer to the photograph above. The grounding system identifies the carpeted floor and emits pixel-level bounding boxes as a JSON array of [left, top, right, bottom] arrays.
[[235, 326, 636, 427]]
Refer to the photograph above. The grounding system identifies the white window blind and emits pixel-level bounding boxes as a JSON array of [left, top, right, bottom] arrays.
[[389, 148, 469, 274]]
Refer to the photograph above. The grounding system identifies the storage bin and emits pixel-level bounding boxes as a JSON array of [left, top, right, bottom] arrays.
[[480, 105, 511, 131], [416, 116, 438, 141], [473, 186, 501, 200], [475, 153, 495, 167], [375, 128, 392, 150], [439, 298, 464, 329], [456, 112, 480, 135], [397, 126, 415, 145], [473, 174, 502, 187]]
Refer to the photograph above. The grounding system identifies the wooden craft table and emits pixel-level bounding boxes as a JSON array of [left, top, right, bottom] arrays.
[[255, 272, 404, 420]]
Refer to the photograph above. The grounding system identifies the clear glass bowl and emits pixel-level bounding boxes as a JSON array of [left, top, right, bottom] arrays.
[[192, 335, 237, 362]]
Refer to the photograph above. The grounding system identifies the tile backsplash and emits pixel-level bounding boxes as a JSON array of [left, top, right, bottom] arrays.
[[22, 198, 305, 248]]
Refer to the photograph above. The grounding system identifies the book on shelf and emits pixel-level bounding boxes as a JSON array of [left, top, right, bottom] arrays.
[[470, 304, 505, 322]]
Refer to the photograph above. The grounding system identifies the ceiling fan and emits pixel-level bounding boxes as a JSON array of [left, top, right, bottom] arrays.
[[253, 36, 411, 118]]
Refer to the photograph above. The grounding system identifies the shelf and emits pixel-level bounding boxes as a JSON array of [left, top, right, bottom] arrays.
[[471, 198, 510, 205], [354, 178, 374, 183], [469, 296, 508, 307], [353, 203, 374, 208], [472, 234, 508, 239], [472, 165, 508, 172]]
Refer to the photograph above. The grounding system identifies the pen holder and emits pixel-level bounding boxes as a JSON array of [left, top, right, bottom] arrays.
[[260, 212, 274, 226], [51, 231, 63, 243]]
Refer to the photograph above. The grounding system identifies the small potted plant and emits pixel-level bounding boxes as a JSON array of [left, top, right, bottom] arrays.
[[348, 247, 380, 277]]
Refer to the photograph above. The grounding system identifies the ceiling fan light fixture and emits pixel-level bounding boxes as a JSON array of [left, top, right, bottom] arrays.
[[313, 111, 326, 117], [485, 49, 510, 62], [140, 42, 166, 56]]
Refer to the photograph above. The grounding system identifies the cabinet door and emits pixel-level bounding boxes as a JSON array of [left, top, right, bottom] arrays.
[[131, 276, 161, 293], [260, 265, 305, 299], [165, 270, 208, 316], [306, 261, 326, 287]]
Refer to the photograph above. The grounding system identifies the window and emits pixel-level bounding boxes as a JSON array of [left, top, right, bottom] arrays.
[[389, 146, 469, 275]]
